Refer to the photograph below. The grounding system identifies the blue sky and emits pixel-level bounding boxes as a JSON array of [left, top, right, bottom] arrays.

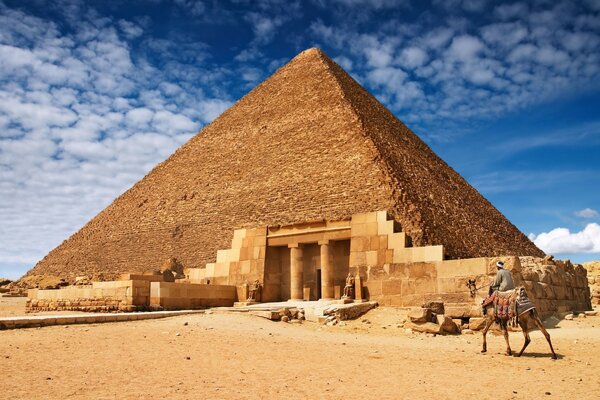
[[1, 0, 599, 279]]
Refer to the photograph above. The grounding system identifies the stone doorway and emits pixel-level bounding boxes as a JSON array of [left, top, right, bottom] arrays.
[[263, 240, 350, 302]]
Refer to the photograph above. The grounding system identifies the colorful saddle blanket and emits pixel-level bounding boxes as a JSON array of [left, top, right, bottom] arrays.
[[481, 287, 534, 324]]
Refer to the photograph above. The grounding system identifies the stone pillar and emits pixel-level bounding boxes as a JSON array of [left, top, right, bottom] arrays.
[[355, 274, 363, 301], [289, 244, 303, 300], [319, 240, 334, 299]]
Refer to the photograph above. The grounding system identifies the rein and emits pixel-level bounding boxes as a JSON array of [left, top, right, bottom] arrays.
[[467, 280, 491, 297]]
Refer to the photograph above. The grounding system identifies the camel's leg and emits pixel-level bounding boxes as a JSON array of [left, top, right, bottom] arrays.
[[501, 321, 512, 356], [516, 316, 530, 357], [481, 316, 493, 353], [531, 314, 558, 360]]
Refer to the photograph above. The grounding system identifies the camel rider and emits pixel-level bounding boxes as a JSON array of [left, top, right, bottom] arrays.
[[491, 261, 515, 293]]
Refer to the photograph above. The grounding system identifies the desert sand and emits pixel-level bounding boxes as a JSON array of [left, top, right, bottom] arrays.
[[1, 298, 599, 400]]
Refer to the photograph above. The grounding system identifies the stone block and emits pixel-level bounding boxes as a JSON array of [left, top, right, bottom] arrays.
[[469, 317, 488, 331], [382, 279, 403, 296], [351, 223, 367, 237], [376, 210, 388, 222], [350, 237, 369, 252], [393, 248, 411, 263], [423, 301, 445, 314], [436, 314, 458, 334], [407, 321, 440, 334], [364, 222, 378, 237], [366, 280, 382, 297], [350, 252, 366, 267], [366, 250, 378, 266], [240, 260, 251, 275], [411, 245, 444, 262], [370, 236, 380, 250], [377, 221, 394, 236], [388, 232, 406, 249], [409, 307, 432, 323], [216, 249, 230, 263]]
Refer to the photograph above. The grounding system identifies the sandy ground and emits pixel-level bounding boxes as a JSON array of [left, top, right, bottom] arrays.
[[1, 298, 600, 400]]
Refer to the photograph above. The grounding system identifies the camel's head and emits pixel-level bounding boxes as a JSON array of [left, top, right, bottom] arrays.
[[466, 279, 477, 298]]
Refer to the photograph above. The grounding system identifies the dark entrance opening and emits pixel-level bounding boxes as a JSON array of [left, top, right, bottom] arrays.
[[316, 268, 322, 299]]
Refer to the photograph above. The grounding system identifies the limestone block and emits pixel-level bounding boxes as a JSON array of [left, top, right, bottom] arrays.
[[407, 321, 440, 334], [351, 211, 377, 224], [216, 249, 230, 264], [414, 277, 436, 294], [366, 250, 378, 266], [382, 279, 402, 296], [240, 260, 251, 275], [411, 245, 444, 262], [385, 250, 393, 264], [469, 317, 488, 331], [435, 258, 488, 279], [401, 280, 416, 296], [350, 252, 366, 267], [409, 307, 432, 323], [388, 232, 406, 249], [366, 280, 382, 297], [351, 223, 367, 237], [369, 236, 380, 250], [350, 237, 369, 252], [364, 222, 378, 237], [423, 301, 445, 315], [393, 248, 412, 263], [212, 263, 229, 277], [436, 314, 458, 334], [377, 221, 394, 236], [376, 210, 388, 222]]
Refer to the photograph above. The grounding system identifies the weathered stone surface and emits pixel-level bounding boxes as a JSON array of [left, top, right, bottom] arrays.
[[409, 308, 432, 323], [422, 301, 444, 315], [407, 322, 440, 334], [22, 47, 542, 283], [469, 317, 488, 331], [249, 310, 281, 321], [436, 314, 458, 334]]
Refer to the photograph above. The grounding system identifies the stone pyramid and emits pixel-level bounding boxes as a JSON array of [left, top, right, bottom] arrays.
[[26, 48, 543, 281]]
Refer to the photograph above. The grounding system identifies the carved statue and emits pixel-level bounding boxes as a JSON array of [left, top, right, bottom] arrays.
[[247, 280, 262, 302], [342, 273, 355, 299]]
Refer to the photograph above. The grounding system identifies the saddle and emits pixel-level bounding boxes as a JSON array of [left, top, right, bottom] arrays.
[[481, 288, 519, 325]]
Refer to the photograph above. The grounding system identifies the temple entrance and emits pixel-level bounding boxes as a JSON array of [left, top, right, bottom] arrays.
[[263, 239, 350, 302]]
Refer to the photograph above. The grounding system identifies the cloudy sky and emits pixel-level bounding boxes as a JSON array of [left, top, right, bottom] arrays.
[[1, 0, 599, 279]]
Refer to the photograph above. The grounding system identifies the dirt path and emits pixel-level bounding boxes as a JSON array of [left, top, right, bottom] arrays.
[[1, 305, 599, 399]]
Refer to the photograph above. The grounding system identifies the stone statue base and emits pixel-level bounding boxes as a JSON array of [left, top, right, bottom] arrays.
[[234, 301, 259, 307]]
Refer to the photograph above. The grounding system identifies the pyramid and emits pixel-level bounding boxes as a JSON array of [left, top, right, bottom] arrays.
[[25, 48, 543, 281]]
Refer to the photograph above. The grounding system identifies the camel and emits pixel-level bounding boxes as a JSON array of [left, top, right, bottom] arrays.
[[466, 279, 557, 359]]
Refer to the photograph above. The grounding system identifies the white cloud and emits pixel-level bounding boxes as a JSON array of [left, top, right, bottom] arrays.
[[494, 2, 529, 21], [399, 47, 428, 69], [126, 107, 154, 127], [529, 223, 600, 254], [448, 35, 485, 61], [575, 208, 599, 218], [0, 3, 231, 278]]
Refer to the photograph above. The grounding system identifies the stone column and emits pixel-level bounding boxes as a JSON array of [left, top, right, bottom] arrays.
[[319, 240, 334, 299], [289, 244, 303, 300]]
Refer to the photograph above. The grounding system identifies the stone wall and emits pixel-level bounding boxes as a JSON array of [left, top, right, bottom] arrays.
[[357, 256, 591, 318], [519, 257, 591, 315], [149, 282, 236, 310], [583, 261, 600, 305], [26, 280, 152, 312], [27, 279, 237, 312]]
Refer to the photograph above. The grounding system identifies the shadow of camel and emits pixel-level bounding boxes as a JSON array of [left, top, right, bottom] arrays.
[[516, 352, 563, 359]]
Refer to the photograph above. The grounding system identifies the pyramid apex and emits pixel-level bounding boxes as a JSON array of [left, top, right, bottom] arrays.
[[294, 47, 329, 61]]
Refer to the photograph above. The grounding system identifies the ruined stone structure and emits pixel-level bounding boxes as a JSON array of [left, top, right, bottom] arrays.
[[26, 48, 543, 287]]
